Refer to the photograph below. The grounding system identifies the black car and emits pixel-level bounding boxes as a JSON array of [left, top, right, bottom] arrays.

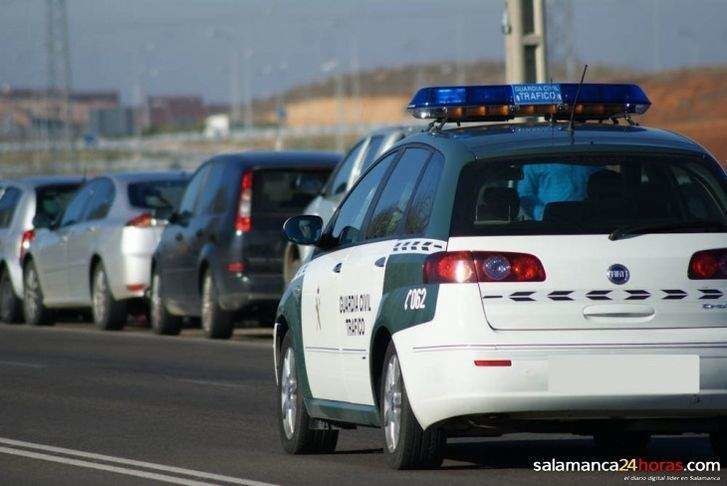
[[150, 151, 340, 338]]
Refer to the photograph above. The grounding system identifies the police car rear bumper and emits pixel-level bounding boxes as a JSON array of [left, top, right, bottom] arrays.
[[395, 345, 727, 431], [394, 325, 727, 428]]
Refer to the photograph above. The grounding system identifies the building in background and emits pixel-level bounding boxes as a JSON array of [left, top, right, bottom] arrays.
[[146, 95, 206, 131], [0, 86, 119, 141], [88, 107, 135, 138]]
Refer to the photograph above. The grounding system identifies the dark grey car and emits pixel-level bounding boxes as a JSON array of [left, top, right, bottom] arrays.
[[150, 151, 339, 339]]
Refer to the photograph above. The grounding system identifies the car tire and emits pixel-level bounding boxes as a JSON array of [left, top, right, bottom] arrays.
[[150, 270, 181, 335], [593, 431, 651, 456], [277, 332, 338, 454], [201, 270, 233, 339], [22, 261, 53, 326], [380, 341, 446, 469], [91, 263, 127, 331], [0, 268, 22, 323]]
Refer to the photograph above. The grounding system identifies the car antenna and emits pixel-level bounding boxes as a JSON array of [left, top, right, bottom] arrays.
[[567, 64, 588, 133]]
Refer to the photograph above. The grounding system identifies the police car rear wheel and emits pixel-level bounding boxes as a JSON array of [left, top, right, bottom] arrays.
[[380, 342, 445, 469], [277, 332, 338, 454]]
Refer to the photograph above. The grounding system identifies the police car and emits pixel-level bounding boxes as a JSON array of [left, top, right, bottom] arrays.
[[274, 82, 727, 469]]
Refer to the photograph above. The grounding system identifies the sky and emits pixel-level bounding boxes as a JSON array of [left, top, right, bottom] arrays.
[[1, 0, 726, 104]]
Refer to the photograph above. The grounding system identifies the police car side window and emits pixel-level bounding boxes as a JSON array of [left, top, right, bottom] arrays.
[[364, 148, 430, 240], [404, 152, 444, 235], [330, 151, 397, 247]]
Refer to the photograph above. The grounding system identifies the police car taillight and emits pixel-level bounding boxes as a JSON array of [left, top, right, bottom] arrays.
[[423, 251, 546, 284], [689, 248, 727, 279]]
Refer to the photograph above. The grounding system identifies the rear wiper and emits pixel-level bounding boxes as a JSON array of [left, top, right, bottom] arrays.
[[609, 220, 727, 241]]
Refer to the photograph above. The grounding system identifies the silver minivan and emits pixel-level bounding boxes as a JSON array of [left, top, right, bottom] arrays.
[[0, 176, 83, 323], [282, 126, 419, 282], [22, 171, 188, 329]]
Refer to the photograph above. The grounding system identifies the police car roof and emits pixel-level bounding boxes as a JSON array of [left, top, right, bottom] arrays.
[[403, 122, 707, 161]]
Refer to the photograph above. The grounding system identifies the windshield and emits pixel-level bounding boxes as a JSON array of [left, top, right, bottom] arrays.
[[128, 179, 188, 215], [451, 155, 727, 236], [253, 169, 331, 213]]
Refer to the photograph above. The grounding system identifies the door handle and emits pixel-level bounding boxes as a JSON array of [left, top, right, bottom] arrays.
[[374, 257, 386, 268], [333, 262, 342, 273], [175, 233, 183, 242]]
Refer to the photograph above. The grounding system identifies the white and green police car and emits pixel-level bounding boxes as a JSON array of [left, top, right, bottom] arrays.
[[274, 83, 727, 469]]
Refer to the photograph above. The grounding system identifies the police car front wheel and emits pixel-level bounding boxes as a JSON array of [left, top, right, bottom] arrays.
[[277, 332, 338, 454], [380, 341, 446, 469]]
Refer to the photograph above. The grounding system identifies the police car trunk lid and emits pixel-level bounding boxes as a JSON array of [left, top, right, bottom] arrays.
[[447, 234, 727, 330]]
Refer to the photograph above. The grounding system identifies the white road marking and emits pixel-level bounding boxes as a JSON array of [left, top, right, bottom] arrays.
[[176, 378, 249, 389], [0, 437, 276, 486], [0, 360, 45, 369], [0, 447, 210, 486]]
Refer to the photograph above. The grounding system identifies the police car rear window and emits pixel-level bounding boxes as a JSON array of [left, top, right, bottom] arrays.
[[451, 155, 727, 236]]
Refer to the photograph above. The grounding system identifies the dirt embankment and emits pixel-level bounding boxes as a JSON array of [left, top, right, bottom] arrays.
[[278, 64, 727, 163]]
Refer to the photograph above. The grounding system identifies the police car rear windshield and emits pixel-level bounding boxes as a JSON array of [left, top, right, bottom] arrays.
[[451, 155, 727, 237]]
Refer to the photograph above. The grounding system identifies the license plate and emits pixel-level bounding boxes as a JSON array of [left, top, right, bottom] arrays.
[[548, 355, 699, 395]]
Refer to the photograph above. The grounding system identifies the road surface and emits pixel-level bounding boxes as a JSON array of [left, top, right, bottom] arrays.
[[0, 323, 720, 485]]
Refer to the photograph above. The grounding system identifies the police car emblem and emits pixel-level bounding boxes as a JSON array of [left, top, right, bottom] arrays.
[[607, 264, 630, 285]]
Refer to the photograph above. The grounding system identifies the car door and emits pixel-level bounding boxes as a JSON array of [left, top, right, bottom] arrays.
[[36, 183, 94, 304], [338, 147, 433, 405], [162, 163, 210, 313], [65, 178, 115, 304], [301, 151, 397, 401]]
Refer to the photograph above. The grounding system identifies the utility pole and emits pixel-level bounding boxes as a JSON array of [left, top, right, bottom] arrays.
[[230, 50, 241, 125], [502, 0, 548, 83], [46, 0, 73, 158]]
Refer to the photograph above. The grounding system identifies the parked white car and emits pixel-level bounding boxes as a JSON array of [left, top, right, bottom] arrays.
[[22, 171, 188, 329], [0, 176, 82, 323]]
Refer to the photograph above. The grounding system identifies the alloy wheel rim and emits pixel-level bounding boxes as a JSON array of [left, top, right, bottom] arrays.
[[383, 354, 402, 452], [151, 274, 161, 328], [201, 276, 212, 333], [281, 347, 297, 439], [93, 270, 107, 322], [25, 269, 39, 320]]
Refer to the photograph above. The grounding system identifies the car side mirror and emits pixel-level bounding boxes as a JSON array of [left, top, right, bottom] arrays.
[[282, 215, 323, 246]]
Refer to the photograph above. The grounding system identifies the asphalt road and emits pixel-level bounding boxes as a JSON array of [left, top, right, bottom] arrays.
[[0, 322, 721, 485]]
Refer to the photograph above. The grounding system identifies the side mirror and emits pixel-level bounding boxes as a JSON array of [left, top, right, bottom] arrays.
[[282, 215, 323, 246]]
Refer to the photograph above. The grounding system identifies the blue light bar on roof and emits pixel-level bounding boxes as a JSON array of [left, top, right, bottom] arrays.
[[407, 83, 651, 122]]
